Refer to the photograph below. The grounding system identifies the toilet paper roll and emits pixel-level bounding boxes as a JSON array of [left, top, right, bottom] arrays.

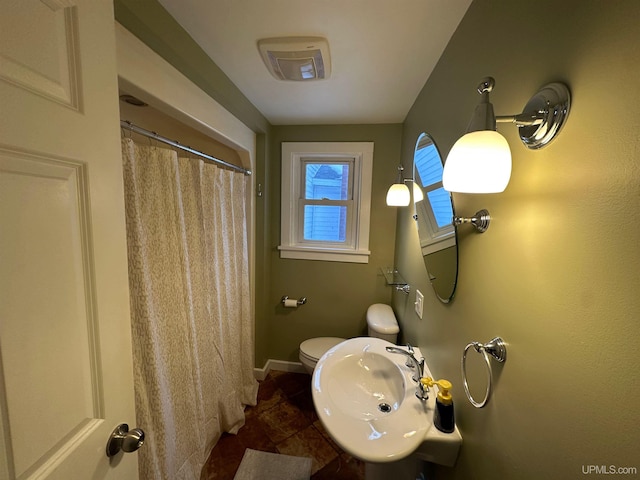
[[284, 298, 298, 308]]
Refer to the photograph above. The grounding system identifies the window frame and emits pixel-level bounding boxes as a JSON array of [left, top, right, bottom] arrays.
[[279, 142, 374, 263]]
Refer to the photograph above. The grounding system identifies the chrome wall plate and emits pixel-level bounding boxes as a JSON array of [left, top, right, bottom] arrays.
[[484, 337, 507, 363], [518, 83, 571, 149]]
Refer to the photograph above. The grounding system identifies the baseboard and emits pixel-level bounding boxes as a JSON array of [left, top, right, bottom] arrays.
[[254, 359, 307, 380]]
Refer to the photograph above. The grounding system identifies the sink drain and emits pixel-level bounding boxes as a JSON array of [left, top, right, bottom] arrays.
[[378, 402, 392, 413]]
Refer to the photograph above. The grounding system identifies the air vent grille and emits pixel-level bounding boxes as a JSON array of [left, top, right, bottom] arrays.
[[258, 37, 331, 81]]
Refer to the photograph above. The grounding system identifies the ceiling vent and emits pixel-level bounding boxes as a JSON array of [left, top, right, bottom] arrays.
[[257, 37, 331, 81]]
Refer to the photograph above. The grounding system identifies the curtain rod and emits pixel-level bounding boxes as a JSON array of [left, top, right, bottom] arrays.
[[120, 120, 252, 176]]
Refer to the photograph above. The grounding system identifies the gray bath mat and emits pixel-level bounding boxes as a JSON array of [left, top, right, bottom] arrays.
[[233, 448, 312, 480]]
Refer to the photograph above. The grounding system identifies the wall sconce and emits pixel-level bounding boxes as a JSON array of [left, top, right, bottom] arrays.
[[443, 77, 570, 193], [386, 165, 410, 206]]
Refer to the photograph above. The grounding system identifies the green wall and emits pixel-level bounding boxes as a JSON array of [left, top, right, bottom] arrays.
[[395, 1, 640, 478], [263, 125, 402, 365], [253, 132, 271, 367]]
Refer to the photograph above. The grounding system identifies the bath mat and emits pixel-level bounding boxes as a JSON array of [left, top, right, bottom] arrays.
[[233, 449, 312, 480]]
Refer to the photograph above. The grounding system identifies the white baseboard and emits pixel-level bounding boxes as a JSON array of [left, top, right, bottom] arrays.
[[253, 359, 307, 380]]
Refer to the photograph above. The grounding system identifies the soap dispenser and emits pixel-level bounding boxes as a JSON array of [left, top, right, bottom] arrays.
[[420, 377, 455, 433]]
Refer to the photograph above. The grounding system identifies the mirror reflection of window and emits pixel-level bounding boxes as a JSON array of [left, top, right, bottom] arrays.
[[414, 135, 454, 255]]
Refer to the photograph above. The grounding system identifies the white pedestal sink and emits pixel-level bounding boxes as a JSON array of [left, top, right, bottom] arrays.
[[311, 337, 462, 475]]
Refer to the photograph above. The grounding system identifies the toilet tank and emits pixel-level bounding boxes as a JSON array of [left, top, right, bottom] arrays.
[[366, 303, 399, 343]]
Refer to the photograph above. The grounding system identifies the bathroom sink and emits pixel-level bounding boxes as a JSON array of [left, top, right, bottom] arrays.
[[312, 337, 461, 465]]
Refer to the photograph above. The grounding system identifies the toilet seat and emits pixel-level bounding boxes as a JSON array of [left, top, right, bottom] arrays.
[[300, 337, 345, 362]]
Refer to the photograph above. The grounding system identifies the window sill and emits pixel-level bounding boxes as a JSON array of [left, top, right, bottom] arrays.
[[420, 235, 456, 256], [278, 245, 370, 263]]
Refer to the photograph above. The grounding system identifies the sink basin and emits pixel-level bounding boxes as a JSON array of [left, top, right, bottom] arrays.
[[312, 337, 461, 465]]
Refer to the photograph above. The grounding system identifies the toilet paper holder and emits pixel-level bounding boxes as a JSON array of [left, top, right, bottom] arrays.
[[281, 295, 307, 306]]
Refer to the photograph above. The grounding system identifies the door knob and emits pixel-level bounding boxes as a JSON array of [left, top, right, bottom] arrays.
[[106, 423, 145, 457]]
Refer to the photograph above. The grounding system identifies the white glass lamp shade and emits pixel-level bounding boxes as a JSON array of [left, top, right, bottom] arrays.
[[412, 182, 424, 202], [443, 130, 512, 193], [386, 183, 411, 206]]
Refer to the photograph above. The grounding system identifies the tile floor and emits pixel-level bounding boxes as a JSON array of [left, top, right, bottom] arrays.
[[200, 370, 365, 479]]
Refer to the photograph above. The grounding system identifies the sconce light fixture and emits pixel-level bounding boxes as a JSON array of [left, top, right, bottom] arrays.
[[386, 165, 411, 206], [443, 77, 570, 193]]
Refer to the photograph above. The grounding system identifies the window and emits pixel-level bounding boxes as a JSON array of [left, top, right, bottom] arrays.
[[414, 135, 455, 255], [279, 142, 374, 263]]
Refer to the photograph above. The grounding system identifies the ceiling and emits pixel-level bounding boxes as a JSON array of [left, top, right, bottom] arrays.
[[157, 0, 472, 126]]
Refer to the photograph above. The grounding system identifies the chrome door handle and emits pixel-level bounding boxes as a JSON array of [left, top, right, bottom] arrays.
[[106, 423, 145, 457]]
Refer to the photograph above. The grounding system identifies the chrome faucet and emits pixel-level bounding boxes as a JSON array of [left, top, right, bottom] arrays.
[[385, 344, 429, 400]]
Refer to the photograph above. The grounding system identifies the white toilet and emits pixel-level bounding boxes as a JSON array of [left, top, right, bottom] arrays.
[[298, 303, 400, 374]]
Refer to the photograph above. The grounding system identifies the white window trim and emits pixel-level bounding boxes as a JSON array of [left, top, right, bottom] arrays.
[[279, 142, 373, 263], [421, 232, 456, 256]]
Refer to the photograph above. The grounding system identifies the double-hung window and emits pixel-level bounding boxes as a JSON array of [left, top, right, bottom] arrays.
[[279, 142, 374, 263]]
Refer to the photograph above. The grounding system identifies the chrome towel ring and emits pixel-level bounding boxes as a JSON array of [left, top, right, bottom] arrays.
[[462, 337, 507, 408]]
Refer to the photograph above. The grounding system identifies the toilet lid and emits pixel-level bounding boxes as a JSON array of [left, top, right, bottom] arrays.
[[300, 337, 345, 361]]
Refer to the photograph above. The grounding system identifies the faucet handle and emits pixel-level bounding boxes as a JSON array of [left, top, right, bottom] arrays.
[[404, 344, 415, 368], [416, 381, 429, 401]]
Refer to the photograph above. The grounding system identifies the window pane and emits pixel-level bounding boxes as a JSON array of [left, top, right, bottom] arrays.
[[304, 163, 350, 200], [427, 188, 454, 228], [414, 143, 443, 187], [303, 205, 347, 242]]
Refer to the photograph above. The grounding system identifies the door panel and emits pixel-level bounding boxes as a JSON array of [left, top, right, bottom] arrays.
[[0, 0, 80, 108], [0, 1, 137, 479], [0, 151, 99, 478]]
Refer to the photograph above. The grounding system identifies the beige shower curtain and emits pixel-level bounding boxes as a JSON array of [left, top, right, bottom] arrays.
[[121, 138, 258, 479]]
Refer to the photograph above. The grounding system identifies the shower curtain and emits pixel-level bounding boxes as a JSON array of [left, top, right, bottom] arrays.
[[121, 138, 258, 479]]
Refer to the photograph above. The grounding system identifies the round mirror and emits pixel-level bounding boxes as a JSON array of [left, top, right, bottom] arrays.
[[412, 133, 458, 303]]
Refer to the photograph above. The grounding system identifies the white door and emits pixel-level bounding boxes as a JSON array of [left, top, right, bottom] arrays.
[[0, 1, 138, 479]]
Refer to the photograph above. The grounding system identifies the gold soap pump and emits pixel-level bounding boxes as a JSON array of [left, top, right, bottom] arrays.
[[420, 377, 455, 433]]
